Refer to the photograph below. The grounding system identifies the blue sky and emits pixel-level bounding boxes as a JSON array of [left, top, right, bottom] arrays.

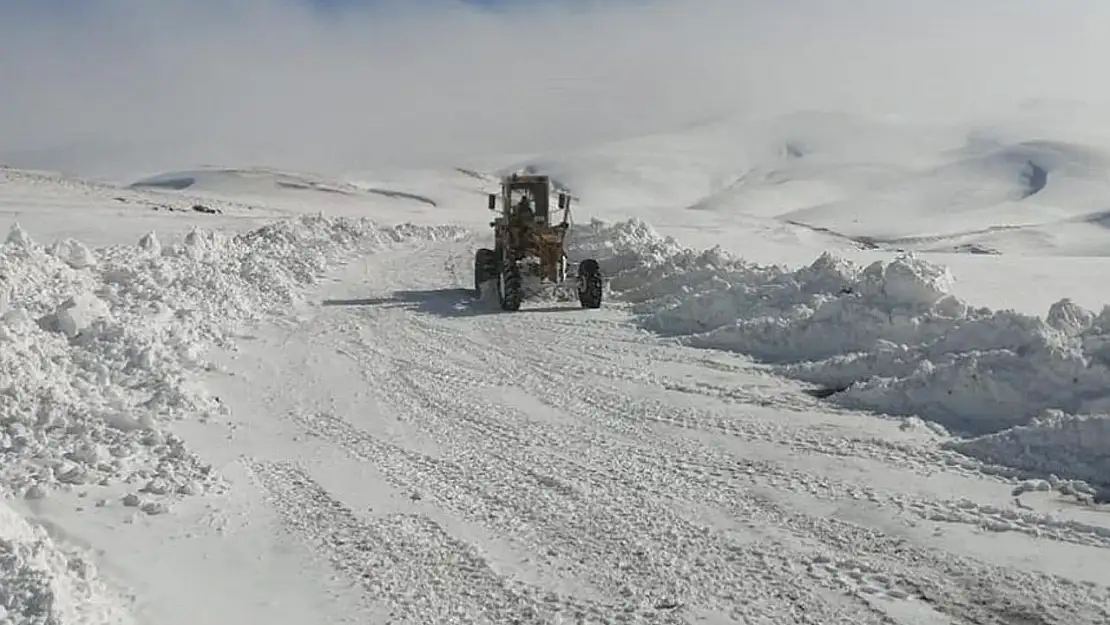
[[2, 0, 1108, 179]]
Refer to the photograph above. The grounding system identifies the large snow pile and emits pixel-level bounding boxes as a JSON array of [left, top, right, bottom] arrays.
[[0, 502, 133, 624], [0, 216, 465, 506], [568, 219, 1110, 486]]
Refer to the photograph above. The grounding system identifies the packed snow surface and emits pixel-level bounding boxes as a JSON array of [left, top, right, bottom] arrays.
[[4, 107, 1110, 623]]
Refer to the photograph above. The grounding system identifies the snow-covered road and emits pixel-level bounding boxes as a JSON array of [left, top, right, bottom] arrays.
[[2, 203, 1108, 624], [103, 235, 1106, 624]]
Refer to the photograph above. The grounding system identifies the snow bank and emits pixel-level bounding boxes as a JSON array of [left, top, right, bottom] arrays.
[[949, 411, 1110, 490], [568, 218, 1110, 486], [0, 502, 133, 624], [0, 216, 465, 505]]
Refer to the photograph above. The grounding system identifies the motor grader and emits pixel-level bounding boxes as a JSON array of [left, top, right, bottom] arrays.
[[474, 173, 603, 311]]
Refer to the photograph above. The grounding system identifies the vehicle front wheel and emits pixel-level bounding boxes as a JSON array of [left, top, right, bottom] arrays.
[[498, 259, 523, 311]]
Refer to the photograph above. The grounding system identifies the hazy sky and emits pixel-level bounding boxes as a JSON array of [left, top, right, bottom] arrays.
[[2, 0, 1109, 179]]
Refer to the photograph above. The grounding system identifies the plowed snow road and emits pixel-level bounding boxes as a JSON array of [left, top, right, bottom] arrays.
[[85, 237, 1110, 624]]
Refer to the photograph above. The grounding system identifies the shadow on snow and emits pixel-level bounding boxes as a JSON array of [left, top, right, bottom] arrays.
[[322, 287, 575, 317]]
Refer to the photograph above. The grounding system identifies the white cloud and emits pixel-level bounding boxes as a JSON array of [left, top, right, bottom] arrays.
[[2, 0, 1109, 179]]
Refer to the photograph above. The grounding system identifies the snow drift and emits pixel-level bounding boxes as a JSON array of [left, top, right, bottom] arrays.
[[567, 219, 1110, 486], [0, 217, 465, 507], [0, 502, 133, 624]]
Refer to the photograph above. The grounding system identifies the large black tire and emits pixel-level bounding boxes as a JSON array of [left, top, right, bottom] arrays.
[[474, 248, 497, 297], [577, 258, 603, 309], [497, 258, 523, 311]]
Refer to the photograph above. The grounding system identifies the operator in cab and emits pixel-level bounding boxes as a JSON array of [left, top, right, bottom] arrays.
[[515, 195, 535, 222]]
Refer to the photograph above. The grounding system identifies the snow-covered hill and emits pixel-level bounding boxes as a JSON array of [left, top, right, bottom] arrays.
[[501, 108, 1110, 258], [3, 108, 1110, 624], [129, 166, 466, 212]]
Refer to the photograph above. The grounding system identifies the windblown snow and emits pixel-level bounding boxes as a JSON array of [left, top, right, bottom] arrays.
[[4, 108, 1110, 623]]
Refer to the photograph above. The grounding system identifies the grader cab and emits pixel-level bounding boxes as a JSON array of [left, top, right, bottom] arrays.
[[473, 173, 603, 311]]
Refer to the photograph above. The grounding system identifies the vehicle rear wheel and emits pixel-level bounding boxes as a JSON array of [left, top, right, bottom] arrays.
[[576, 258, 602, 309], [474, 248, 497, 297]]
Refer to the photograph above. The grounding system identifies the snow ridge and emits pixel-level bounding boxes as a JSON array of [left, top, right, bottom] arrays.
[[568, 219, 1110, 486], [0, 216, 466, 503]]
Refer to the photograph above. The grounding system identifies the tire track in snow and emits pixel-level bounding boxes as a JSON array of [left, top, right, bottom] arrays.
[[300, 282, 893, 621], [247, 459, 619, 624], [406, 321, 1110, 555], [466, 316, 1110, 623], [244, 238, 1110, 624], [295, 406, 891, 625], [424, 249, 1110, 553], [423, 251, 963, 468], [329, 311, 1110, 625], [451, 243, 1110, 616]]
